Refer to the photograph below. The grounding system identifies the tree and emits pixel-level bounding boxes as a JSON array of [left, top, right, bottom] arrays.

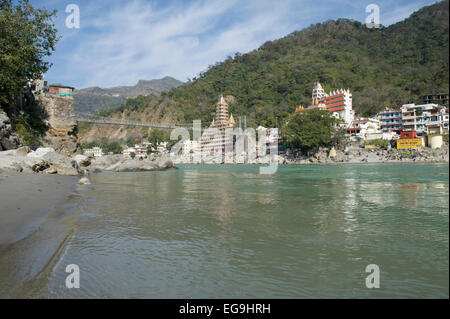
[[130, 152, 136, 159], [283, 109, 338, 150], [148, 128, 166, 145], [0, 0, 59, 105], [105, 141, 123, 154]]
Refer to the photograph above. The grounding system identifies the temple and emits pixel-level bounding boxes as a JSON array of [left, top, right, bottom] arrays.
[[296, 81, 354, 124], [200, 95, 236, 154]]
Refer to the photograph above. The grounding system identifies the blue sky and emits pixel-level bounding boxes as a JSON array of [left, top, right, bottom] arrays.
[[30, 0, 440, 89]]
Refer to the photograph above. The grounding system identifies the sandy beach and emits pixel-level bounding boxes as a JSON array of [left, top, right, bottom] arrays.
[[0, 172, 78, 298], [0, 173, 77, 246]]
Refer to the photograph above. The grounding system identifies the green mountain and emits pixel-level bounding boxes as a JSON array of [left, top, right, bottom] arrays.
[[95, 0, 449, 129], [73, 76, 183, 114]]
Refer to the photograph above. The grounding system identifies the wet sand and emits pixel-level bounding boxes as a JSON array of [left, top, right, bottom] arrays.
[[0, 172, 78, 298], [0, 173, 77, 246]]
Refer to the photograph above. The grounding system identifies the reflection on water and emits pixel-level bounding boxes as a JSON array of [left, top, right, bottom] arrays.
[[32, 164, 449, 298]]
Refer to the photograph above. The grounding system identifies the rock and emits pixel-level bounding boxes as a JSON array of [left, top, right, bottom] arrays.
[[11, 146, 31, 156], [41, 151, 81, 176], [90, 155, 125, 171], [78, 177, 91, 185], [0, 110, 20, 151], [74, 154, 91, 167], [31, 160, 50, 172], [114, 156, 174, 172], [27, 147, 56, 158], [44, 167, 58, 174]]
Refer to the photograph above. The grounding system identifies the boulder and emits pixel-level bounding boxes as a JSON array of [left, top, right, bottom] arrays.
[[44, 167, 58, 174], [41, 151, 81, 176], [78, 177, 91, 185], [10, 146, 31, 156], [27, 147, 56, 158], [74, 154, 91, 167], [114, 156, 174, 172]]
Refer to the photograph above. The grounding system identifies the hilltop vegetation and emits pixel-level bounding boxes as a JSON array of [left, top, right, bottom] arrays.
[[98, 0, 448, 130]]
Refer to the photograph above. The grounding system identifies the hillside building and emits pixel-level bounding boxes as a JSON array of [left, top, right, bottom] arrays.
[[48, 85, 74, 97], [378, 108, 403, 132], [123, 145, 147, 158], [200, 95, 236, 154], [423, 93, 449, 106], [84, 147, 103, 157], [300, 81, 355, 124], [346, 118, 381, 139], [401, 103, 448, 135]]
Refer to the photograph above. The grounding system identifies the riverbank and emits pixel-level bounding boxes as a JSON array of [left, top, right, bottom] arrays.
[[0, 172, 80, 298], [0, 172, 77, 247], [283, 144, 449, 164], [171, 144, 449, 165], [0, 147, 175, 176]]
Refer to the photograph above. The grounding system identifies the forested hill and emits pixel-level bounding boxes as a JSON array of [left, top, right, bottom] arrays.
[[101, 0, 449, 127]]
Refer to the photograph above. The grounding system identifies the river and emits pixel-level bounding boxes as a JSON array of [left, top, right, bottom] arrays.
[[13, 164, 450, 298]]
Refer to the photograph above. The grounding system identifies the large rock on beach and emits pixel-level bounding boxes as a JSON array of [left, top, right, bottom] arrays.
[[89, 155, 174, 172], [1, 147, 82, 176], [74, 154, 91, 167]]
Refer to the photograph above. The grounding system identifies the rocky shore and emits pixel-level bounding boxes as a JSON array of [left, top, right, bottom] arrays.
[[282, 144, 449, 164], [0, 147, 175, 176], [171, 143, 449, 165]]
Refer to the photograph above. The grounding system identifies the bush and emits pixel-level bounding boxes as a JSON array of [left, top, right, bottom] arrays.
[[14, 116, 44, 147], [283, 109, 338, 150], [364, 139, 389, 148]]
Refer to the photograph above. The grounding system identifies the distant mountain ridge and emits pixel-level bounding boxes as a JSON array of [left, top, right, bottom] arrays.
[[73, 76, 183, 114]]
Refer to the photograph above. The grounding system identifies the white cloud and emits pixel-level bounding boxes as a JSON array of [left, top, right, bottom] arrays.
[[44, 0, 438, 88], [58, 0, 305, 88]]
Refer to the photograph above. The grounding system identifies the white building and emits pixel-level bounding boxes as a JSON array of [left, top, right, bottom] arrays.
[[346, 118, 382, 140], [123, 145, 147, 159], [306, 82, 355, 124], [401, 103, 449, 135], [134, 145, 147, 159], [156, 142, 168, 153], [123, 147, 135, 158], [84, 147, 103, 157], [182, 140, 199, 156]]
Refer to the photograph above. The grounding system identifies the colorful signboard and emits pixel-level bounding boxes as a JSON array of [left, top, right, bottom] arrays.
[[397, 138, 423, 149]]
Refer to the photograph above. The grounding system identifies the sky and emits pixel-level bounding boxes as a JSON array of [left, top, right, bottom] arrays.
[[30, 0, 440, 89]]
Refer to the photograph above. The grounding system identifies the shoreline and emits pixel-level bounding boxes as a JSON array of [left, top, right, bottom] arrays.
[[0, 172, 79, 298], [0, 172, 78, 247], [173, 159, 450, 165]]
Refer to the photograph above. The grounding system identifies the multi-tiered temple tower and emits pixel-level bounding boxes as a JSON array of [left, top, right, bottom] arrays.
[[200, 95, 235, 154], [312, 81, 325, 105]]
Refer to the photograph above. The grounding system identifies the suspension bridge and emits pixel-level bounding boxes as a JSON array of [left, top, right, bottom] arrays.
[[75, 113, 206, 130]]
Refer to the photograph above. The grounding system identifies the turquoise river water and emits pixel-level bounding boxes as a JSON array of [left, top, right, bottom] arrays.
[[19, 164, 450, 298]]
